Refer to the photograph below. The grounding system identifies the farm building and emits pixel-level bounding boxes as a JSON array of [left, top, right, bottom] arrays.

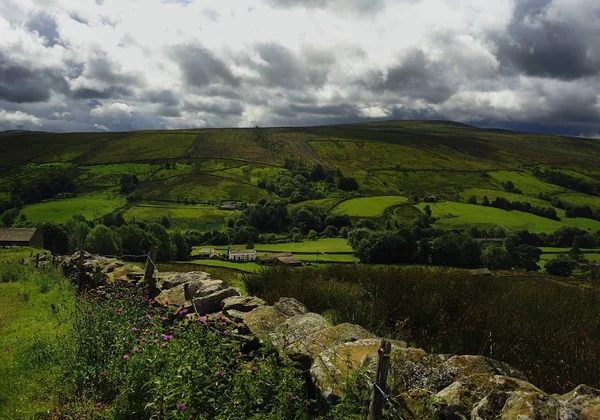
[[0, 228, 43, 248], [228, 249, 257, 262], [196, 248, 222, 259], [258, 253, 303, 267]]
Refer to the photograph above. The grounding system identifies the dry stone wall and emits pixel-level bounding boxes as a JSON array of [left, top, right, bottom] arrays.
[[56, 253, 600, 419]]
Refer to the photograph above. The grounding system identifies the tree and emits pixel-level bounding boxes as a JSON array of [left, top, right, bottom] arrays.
[[147, 223, 175, 261], [545, 255, 576, 277], [120, 174, 139, 194], [467, 196, 477, 205], [86, 225, 122, 255], [172, 231, 191, 260], [481, 196, 490, 206], [337, 176, 359, 191], [1, 208, 19, 227], [482, 245, 512, 270], [117, 225, 156, 256], [423, 205, 432, 218], [41, 223, 70, 254], [307, 229, 319, 240], [354, 231, 416, 264]]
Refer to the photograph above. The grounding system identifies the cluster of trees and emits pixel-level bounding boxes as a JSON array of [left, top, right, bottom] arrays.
[[533, 167, 599, 196], [38, 214, 190, 262], [478, 195, 559, 220], [347, 214, 543, 270], [538, 193, 600, 221], [257, 162, 358, 203], [120, 174, 139, 195], [11, 173, 77, 204]]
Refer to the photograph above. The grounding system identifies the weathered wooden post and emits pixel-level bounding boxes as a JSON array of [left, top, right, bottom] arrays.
[[77, 247, 86, 291], [145, 246, 159, 297], [35, 253, 39, 268], [368, 339, 392, 420]]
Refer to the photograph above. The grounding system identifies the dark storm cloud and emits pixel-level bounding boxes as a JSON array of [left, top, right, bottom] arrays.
[[0, 54, 68, 103], [24, 12, 61, 47], [492, 0, 600, 80], [288, 103, 359, 117], [367, 50, 456, 103], [171, 44, 239, 88], [183, 100, 244, 117], [250, 43, 334, 90]]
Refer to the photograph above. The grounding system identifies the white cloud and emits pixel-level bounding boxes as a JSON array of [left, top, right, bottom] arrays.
[[90, 101, 133, 118], [0, 109, 41, 129]]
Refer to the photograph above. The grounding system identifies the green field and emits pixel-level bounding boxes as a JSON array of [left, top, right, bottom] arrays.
[[255, 238, 353, 253], [331, 196, 408, 217], [124, 203, 232, 231], [459, 188, 552, 208], [295, 253, 359, 262], [556, 193, 600, 209], [288, 197, 344, 213], [187, 259, 261, 272], [21, 190, 126, 223], [418, 201, 600, 233], [488, 171, 564, 195]]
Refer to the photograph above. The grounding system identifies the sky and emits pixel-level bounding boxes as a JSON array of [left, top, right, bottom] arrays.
[[1, 0, 600, 136]]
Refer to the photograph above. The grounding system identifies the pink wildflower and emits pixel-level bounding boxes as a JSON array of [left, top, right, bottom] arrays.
[[123, 354, 129, 360], [287, 393, 297, 401], [251, 366, 258, 372], [177, 403, 186, 410], [131, 327, 137, 332], [215, 370, 223, 377], [133, 347, 140, 353], [145, 314, 151, 320]]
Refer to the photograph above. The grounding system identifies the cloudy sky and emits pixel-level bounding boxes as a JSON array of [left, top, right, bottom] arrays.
[[1, 0, 600, 136]]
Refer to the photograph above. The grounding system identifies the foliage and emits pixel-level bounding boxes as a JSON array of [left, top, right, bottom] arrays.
[[545, 255, 577, 277], [85, 225, 123, 256], [119, 174, 139, 194], [244, 264, 600, 394], [533, 167, 599, 196], [41, 222, 70, 254]]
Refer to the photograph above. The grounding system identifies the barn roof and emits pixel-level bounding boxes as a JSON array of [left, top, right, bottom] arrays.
[[0, 228, 38, 242]]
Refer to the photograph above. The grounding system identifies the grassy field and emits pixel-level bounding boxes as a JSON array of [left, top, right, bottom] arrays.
[[123, 203, 232, 231], [488, 171, 564, 195], [255, 238, 353, 253], [459, 188, 552, 207], [186, 259, 262, 273], [557, 192, 600, 209], [418, 201, 600, 233], [0, 264, 75, 418], [21, 190, 126, 223], [330, 196, 408, 217], [288, 197, 344, 213]]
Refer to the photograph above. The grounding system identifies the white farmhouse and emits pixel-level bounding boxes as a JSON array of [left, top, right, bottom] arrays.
[[228, 249, 257, 262]]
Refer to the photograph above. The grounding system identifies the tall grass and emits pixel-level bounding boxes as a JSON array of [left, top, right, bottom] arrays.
[[244, 265, 600, 394]]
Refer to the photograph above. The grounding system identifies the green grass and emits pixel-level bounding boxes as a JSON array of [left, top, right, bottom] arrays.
[[459, 188, 552, 207], [21, 189, 126, 223], [186, 259, 262, 272], [124, 203, 232, 231], [488, 171, 564, 195], [288, 197, 344, 213], [556, 192, 600, 209], [77, 163, 159, 188], [0, 265, 76, 418], [331, 196, 408, 217], [295, 253, 359, 263], [418, 201, 600, 233], [255, 238, 353, 253], [0, 247, 40, 263]]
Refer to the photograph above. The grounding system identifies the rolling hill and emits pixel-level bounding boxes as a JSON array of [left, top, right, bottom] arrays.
[[2, 120, 600, 234]]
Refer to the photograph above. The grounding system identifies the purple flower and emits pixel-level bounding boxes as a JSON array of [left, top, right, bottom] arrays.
[[287, 393, 297, 401], [251, 366, 258, 372], [215, 370, 223, 377], [161, 333, 171, 341], [133, 347, 140, 353], [98, 372, 105, 377], [145, 314, 151, 320], [177, 403, 186, 410], [123, 354, 130, 360], [131, 327, 137, 333]]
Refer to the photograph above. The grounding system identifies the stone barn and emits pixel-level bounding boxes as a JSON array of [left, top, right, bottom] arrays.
[[0, 228, 43, 249]]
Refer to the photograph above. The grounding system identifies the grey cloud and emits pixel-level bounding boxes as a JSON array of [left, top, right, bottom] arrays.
[[71, 86, 133, 99], [24, 12, 61, 47], [265, 0, 385, 13], [0, 54, 68, 103], [250, 43, 334, 90], [85, 55, 144, 87], [367, 50, 456, 103], [171, 44, 239, 88], [492, 0, 600, 80], [183, 100, 244, 117], [144, 89, 180, 106]]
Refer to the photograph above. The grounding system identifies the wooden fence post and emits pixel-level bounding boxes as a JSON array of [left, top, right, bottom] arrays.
[[368, 339, 392, 420], [77, 247, 86, 291], [145, 246, 159, 296], [35, 253, 39, 268]]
